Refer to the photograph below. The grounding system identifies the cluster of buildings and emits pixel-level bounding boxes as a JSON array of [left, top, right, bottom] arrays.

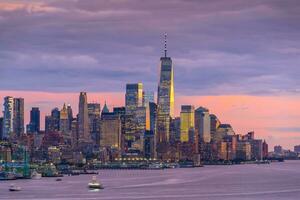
[[0, 37, 269, 165], [267, 145, 300, 160]]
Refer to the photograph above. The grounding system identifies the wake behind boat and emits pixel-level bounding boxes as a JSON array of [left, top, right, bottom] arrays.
[[88, 176, 104, 190]]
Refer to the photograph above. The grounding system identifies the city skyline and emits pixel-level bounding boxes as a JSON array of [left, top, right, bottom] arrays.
[[1, 0, 300, 149]]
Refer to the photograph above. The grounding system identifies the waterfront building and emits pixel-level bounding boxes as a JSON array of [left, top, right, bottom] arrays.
[[262, 140, 268, 159], [217, 141, 228, 160], [100, 114, 121, 149], [2, 96, 14, 139], [294, 145, 300, 153], [195, 107, 211, 143], [250, 139, 263, 160], [180, 105, 195, 142], [156, 34, 174, 159], [47, 146, 61, 164], [13, 98, 24, 137], [144, 130, 155, 159], [236, 141, 251, 160], [274, 145, 283, 154], [78, 92, 90, 141], [28, 107, 40, 133]]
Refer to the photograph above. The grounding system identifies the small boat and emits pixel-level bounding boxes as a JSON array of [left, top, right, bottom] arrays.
[[31, 170, 42, 180], [88, 176, 104, 189], [56, 178, 62, 181], [9, 184, 22, 192]]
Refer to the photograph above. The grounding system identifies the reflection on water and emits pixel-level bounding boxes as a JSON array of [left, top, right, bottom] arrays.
[[1, 161, 300, 200]]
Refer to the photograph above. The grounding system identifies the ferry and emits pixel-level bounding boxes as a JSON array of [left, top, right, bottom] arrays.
[[88, 176, 104, 189], [9, 184, 22, 192]]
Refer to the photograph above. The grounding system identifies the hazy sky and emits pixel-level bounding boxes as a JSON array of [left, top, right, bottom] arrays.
[[0, 0, 300, 149]]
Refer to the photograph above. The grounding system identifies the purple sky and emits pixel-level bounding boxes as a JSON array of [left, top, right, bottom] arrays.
[[0, 0, 300, 149], [0, 0, 300, 95]]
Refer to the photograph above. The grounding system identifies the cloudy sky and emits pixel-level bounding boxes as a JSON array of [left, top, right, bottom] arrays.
[[0, 0, 299, 149]]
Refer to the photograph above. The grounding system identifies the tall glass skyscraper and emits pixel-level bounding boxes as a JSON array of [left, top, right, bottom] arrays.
[[156, 34, 174, 145], [2, 96, 14, 139], [125, 83, 143, 110], [124, 83, 145, 153], [13, 98, 24, 137], [30, 107, 40, 133]]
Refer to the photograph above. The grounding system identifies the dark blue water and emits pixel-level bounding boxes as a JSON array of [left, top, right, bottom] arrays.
[[1, 161, 300, 200]]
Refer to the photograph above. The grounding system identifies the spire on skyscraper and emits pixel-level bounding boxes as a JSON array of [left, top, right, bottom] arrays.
[[164, 33, 167, 57]]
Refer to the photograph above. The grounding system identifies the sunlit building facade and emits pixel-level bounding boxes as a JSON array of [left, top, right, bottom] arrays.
[[100, 114, 121, 149], [59, 103, 69, 134], [156, 40, 174, 145], [180, 105, 195, 142]]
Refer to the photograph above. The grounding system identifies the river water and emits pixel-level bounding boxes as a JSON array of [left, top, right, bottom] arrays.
[[1, 161, 300, 200]]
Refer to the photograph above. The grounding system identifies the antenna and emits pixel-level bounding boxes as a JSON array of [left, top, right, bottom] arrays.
[[164, 33, 167, 57]]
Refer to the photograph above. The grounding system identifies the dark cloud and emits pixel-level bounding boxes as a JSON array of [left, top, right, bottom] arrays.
[[0, 0, 300, 95]]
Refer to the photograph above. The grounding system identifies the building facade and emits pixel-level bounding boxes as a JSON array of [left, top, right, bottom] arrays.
[[78, 92, 90, 141], [195, 107, 211, 143], [180, 105, 195, 142], [2, 96, 14, 139], [13, 98, 24, 137]]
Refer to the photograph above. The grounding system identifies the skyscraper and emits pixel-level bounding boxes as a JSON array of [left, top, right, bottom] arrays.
[[59, 103, 69, 134], [51, 108, 60, 131], [180, 105, 195, 142], [67, 104, 73, 130], [2, 96, 14, 139], [13, 98, 24, 137], [143, 91, 154, 107], [0, 117, 3, 140], [29, 107, 40, 133], [156, 34, 174, 145], [78, 92, 89, 141], [125, 83, 143, 110], [45, 107, 60, 133], [124, 83, 145, 153], [100, 114, 121, 149], [195, 107, 211, 143], [88, 103, 101, 144]]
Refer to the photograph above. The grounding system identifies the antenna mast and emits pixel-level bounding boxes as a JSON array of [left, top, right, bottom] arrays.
[[164, 33, 167, 57]]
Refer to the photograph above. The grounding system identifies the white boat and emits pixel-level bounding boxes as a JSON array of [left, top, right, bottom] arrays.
[[88, 176, 104, 189], [31, 170, 42, 180], [9, 184, 22, 192]]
